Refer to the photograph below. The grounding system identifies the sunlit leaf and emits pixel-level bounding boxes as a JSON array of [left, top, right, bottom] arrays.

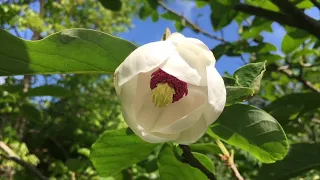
[[90, 128, 157, 177], [0, 28, 137, 76], [209, 104, 289, 163]]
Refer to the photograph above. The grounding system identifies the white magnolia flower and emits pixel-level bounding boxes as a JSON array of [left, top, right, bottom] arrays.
[[114, 32, 226, 145]]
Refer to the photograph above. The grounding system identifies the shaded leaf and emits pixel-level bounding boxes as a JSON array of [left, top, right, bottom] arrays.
[[19, 104, 41, 123], [226, 86, 254, 105], [26, 85, 70, 97], [99, 0, 122, 11], [0, 28, 137, 76], [90, 128, 157, 177], [189, 143, 221, 155], [256, 143, 320, 180], [223, 77, 238, 86], [210, 0, 239, 30], [264, 93, 320, 123], [158, 144, 207, 180], [209, 104, 289, 163]]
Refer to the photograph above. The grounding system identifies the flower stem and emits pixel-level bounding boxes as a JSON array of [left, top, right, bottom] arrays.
[[216, 140, 244, 180], [179, 144, 217, 180]]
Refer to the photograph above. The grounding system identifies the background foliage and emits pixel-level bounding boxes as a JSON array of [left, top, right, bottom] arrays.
[[0, 0, 320, 180]]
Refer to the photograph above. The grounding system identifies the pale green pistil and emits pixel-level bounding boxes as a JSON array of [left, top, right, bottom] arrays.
[[151, 83, 175, 107]]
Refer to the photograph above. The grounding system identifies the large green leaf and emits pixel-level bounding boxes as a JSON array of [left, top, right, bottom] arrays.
[[26, 85, 70, 97], [208, 104, 289, 163], [264, 93, 320, 124], [90, 128, 157, 177], [233, 61, 266, 92], [0, 28, 137, 76], [157, 144, 208, 180], [256, 143, 320, 180]]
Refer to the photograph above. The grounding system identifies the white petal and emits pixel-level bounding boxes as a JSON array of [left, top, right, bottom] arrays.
[[122, 107, 179, 143], [166, 32, 186, 46], [136, 94, 165, 132], [160, 51, 201, 85], [187, 38, 210, 51], [173, 115, 208, 145], [151, 86, 207, 134], [203, 64, 226, 126], [177, 39, 214, 67], [115, 41, 176, 86]]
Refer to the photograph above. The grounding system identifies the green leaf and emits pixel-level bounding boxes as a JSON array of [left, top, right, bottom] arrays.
[[244, 43, 277, 54], [19, 104, 41, 123], [189, 143, 220, 155], [65, 158, 86, 172], [252, 53, 283, 64], [226, 86, 254, 105], [208, 104, 289, 163], [281, 29, 309, 53], [193, 152, 215, 173], [157, 144, 207, 180], [241, 18, 272, 39], [26, 85, 70, 97], [210, 0, 239, 30], [0, 28, 137, 76], [256, 143, 320, 180], [296, 0, 314, 9], [161, 12, 181, 21], [223, 77, 238, 86], [264, 93, 320, 123], [211, 44, 231, 60], [151, 11, 159, 22], [98, 0, 122, 11], [90, 128, 157, 177], [195, 0, 208, 8], [233, 62, 266, 92]]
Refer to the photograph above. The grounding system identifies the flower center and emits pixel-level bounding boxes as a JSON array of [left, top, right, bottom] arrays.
[[150, 69, 188, 107]]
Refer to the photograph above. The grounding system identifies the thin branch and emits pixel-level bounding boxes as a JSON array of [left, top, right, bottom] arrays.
[[13, 27, 22, 38], [310, 0, 320, 10], [272, 64, 320, 93], [157, 0, 228, 43], [216, 140, 244, 180], [270, 0, 320, 38], [179, 145, 217, 180], [0, 141, 48, 180], [234, 3, 320, 39]]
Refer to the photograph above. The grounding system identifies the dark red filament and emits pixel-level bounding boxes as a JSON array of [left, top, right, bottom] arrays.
[[150, 69, 188, 103]]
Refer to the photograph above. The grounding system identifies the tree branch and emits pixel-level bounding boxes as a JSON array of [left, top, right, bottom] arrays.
[[0, 141, 48, 180], [234, 3, 320, 38], [179, 145, 217, 180], [157, 0, 228, 43], [270, 0, 320, 38], [271, 64, 320, 93], [310, 0, 320, 10]]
